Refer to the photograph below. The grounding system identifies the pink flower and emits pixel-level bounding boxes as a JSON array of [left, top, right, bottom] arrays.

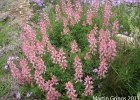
[[84, 53, 90, 60], [86, 9, 93, 25], [46, 87, 61, 100], [20, 32, 36, 65], [55, 4, 61, 21], [98, 59, 108, 79], [45, 76, 61, 100], [65, 82, 77, 100], [106, 40, 117, 62], [34, 57, 46, 74], [71, 40, 79, 53], [57, 48, 67, 71], [73, 55, 83, 83], [47, 42, 59, 64], [82, 76, 93, 96], [9, 61, 25, 84], [103, 2, 111, 28], [87, 25, 98, 55], [34, 70, 45, 90], [61, 18, 69, 35], [23, 25, 36, 43], [82, 21, 86, 26], [74, 66, 83, 83], [93, 0, 99, 17], [20, 58, 32, 84], [98, 29, 116, 79], [40, 20, 49, 46], [36, 41, 45, 55], [73, 55, 82, 68]]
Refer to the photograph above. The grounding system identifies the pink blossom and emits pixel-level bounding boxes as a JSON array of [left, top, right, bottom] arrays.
[[36, 41, 45, 55], [20, 58, 32, 84], [84, 53, 90, 60], [65, 82, 77, 100], [73, 55, 83, 83], [34, 57, 46, 74], [73, 55, 82, 68], [103, 2, 111, 28], [57, 48, 67, 71], [45, 76, 61, 100], [55, 4, 61, 21], [86, 9, 93, 25], [87, 25, 98, 55], [9, 61, 25, 84], [106, 40, 117, 62], [40, 20, 49, 46], [23, 25, 36, 43], [47, 42, 59, 64], [82, 76, 93, 96], [71, 40, 79, 53], [98, 59, 108, 79]]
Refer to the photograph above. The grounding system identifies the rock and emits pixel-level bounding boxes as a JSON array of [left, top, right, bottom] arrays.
[[0, 12, 9, 21], [9, 15, 15, 21], [0, 1, 6, 10], [116, 34, 138, 49]]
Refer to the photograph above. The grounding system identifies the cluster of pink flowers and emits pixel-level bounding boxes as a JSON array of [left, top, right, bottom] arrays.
[[86, 0, 99, 25], [103, 1, 111, 28], [9, 61, 25, 84], [84, 53, 90, 60], [65, 82, 77, 100], [55, 4, 61, 21], [82, 76, 94, 96], [98, 29, 117, 79], [70, 40, 79, 53], [47, 42, 68, 71], [61, 0, 83, 26], [45, 76, 61, 100], [87, 24, 98, 55], [61, 17, 70, 35], [57, 48, 68, 71], [86, 9, 93, 25], [20, 58, 32, 84], [20, 27, 36, 65], [73, 55, 83, 83], [39, 20, 49, 47]]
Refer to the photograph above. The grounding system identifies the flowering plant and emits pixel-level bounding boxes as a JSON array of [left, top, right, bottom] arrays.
[[9, 0, 118, 99]]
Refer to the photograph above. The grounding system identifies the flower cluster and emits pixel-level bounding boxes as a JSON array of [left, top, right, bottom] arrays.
[[45, 76, 61, 100], [98, 29, 117, 79], [103, 1, 111, 28], [65, 82, 77, 100], [73, 55, 83, 83], [20, 58, 32, 84], [87, 24, 98, 55], [9, 61, 25, 84], [55, 4, 61, 21], [57, 48, 68, 71], [82, 76, 94, 96], [71, 40, 79, 53]]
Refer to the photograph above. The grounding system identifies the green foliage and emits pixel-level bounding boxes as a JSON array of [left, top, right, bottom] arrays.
[[128, 7, 140, 39], [0, 81, 10, 97]]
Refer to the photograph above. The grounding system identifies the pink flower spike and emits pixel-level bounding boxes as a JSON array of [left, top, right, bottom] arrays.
[[65, 82, 77, 100], [82, 76, 94, 96], [71, 40, 79, 53]]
